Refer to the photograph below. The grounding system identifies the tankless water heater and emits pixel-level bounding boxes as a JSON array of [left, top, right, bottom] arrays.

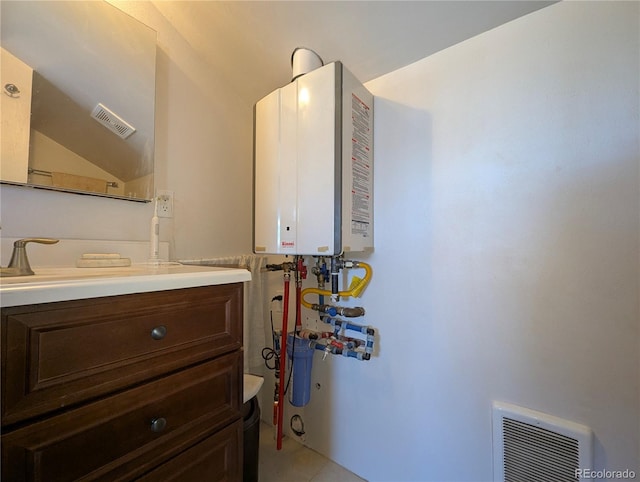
[[253, 61, 373, 255]]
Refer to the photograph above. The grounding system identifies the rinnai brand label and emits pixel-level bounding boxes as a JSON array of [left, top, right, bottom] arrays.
[[351, 93, 372, 236], [280, 240, 295, 249]]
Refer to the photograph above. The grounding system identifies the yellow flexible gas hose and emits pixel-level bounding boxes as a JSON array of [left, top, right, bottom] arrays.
[[301, 261, 372, 309]]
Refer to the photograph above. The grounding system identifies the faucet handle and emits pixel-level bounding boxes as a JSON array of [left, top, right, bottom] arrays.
[[14, 238, 59, 248], [7, 238, 60, 275]]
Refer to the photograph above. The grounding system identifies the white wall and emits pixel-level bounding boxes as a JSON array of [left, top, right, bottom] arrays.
[[2, 1, 637, 480], [292, 2, 638, 481], [0, 1, 253, 260]]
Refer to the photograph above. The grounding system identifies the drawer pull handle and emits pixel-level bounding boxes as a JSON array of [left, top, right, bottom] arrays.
[[150, 417, 167, 433], [151, 325, 167, 340]]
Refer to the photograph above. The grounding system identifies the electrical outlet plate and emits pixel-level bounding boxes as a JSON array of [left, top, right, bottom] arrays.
[[156, 190, 174, 218]]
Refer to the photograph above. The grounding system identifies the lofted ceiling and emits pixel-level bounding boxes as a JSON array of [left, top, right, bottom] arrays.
[[1, 0, 557, 189], [148, 1, 556, 102]]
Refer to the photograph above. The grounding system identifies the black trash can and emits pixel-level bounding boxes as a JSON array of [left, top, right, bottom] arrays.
[[242, 396, 261, 482]]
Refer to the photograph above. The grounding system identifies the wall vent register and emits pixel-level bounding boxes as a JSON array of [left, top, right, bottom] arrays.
[[91, 102, 136, 139], [492, 401, 593, 482]]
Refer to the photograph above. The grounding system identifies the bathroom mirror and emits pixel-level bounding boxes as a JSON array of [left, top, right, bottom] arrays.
[[0, 1, 156, 202]]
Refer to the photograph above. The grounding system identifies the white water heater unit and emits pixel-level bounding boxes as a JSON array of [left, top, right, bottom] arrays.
[[254, 61, 374, 255]]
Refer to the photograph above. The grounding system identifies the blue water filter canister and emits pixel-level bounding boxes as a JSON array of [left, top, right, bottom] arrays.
[[286, 333, 315, 407]]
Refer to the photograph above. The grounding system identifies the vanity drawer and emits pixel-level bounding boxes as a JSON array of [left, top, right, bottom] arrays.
[[1, 351, 242, 482], [1, 283, 243, 426], [138, 418, 242, 482]]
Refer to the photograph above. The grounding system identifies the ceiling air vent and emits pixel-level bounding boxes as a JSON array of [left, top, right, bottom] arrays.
[[493, 401, 593, 482], [91, 103, 136, 139]]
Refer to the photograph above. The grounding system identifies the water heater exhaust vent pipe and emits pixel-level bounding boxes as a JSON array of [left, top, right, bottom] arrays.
[[291, 47, 323, 81]]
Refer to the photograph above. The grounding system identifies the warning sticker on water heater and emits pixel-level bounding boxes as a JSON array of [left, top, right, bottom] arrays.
[[351, 93, 372, 236]]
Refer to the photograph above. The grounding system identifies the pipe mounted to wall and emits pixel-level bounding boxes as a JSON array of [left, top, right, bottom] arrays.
[[301, 259, 372, 310], [295, 257, 306, 328], [276, 269, 291, 450]]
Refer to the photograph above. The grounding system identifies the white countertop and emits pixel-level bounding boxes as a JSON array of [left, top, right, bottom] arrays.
[[0, 263, 252, 308]]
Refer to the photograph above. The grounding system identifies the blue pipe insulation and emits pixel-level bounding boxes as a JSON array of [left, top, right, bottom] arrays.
[[317, 305, 338, 316], [309, 304, 365, 318], [328, 317, 374, 335], [272, 329, 282, 352], [320, 260, 330, 282], [366, 334, 374, 354], [343, 349, 369, 360], [326, 318, 376, 355], [313, 340, 372, 360]]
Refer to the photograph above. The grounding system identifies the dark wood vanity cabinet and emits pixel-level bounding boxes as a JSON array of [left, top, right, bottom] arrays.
[[1, 283, 244, 481]]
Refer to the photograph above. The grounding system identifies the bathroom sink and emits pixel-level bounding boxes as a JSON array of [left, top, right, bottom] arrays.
[[0, 263, 251, 307], [0, 263, 182, 284], [243, 374, 264, 404]]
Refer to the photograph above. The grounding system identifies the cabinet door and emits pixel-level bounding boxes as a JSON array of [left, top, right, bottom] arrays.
[[1, 352, 242, 482], [2, 283, 243, 426], [138, 419, 242, 482]]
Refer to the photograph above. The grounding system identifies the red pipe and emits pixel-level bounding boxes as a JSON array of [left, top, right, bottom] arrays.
[[276, 272, 290, 450], [296, 258, 303, 328]]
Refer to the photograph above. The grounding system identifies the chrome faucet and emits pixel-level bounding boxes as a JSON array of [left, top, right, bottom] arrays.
[[1, 238, 59, 277]]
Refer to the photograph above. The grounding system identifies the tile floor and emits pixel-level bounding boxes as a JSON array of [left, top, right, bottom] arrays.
[[258, 422, 367, 482]]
